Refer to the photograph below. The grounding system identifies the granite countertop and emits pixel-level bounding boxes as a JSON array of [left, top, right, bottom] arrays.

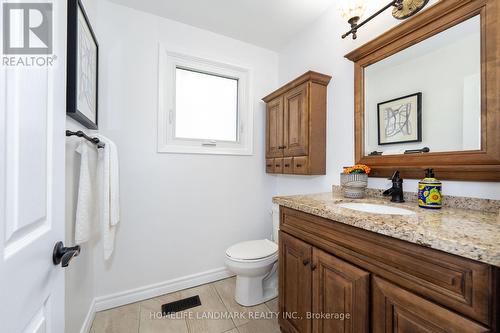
[[273, 192, 500, 267]]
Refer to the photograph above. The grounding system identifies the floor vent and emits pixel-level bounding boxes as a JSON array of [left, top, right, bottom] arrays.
[[161, 295, 202, 315]]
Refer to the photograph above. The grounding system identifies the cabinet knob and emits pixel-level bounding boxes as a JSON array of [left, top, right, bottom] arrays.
[[303, 259, 310, 266], [311, 263, 317, 271], [284, 164, 290, 167], [296, 164, 302, 168], [278, 145, 287, 149], [276, 164, 281, 167]]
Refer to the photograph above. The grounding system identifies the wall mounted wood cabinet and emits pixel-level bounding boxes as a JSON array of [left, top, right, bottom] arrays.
[[278, 207, 499, 333], [263, 71, 331, 175]]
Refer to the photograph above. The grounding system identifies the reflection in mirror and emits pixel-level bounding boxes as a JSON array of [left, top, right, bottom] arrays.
[[364, 15, 481, 156]]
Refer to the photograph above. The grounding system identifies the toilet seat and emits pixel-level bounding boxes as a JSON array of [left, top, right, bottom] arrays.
[[226, 239, 278, 261], [224, 239, 279, 306]]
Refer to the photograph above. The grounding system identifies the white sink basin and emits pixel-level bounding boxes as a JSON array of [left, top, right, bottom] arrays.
[[337, 202, 415, 216]]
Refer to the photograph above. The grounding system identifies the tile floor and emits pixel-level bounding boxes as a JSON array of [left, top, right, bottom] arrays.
[[90, 277, 280, 333]]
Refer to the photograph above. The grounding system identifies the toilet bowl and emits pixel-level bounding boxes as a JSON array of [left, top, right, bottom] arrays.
[[224, 205, 280, 307], [225, 239, 278, 306]]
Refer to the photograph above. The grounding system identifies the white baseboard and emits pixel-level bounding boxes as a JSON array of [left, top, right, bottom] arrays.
[[93, 267, 234, 312], [80, 298, 96, 333]]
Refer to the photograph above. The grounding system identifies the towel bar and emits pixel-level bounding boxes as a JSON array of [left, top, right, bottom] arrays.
[[66, 130, 105, 149]]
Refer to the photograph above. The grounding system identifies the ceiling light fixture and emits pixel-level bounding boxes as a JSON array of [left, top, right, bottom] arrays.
[[340, 0, 429, 40]]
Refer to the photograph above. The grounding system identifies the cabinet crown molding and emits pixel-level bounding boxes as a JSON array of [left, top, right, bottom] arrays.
[[262, 71, 331, 103]]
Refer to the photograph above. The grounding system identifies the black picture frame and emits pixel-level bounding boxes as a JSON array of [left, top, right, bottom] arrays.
[[67, 0, 99, 129], [377, 92, 422, 145]]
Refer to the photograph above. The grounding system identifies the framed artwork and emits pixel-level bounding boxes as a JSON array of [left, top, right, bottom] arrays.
[[377, 93, 422, 145], [67, 0, 99, 129]]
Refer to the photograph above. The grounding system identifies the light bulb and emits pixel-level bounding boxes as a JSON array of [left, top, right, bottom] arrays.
[[339, 0, 367, 20]]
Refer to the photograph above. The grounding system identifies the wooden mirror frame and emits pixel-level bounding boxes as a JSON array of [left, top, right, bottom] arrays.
[[345, 0, 500, 181]]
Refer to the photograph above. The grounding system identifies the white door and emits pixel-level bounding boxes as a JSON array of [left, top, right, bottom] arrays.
[[0, 1, 68, 332]]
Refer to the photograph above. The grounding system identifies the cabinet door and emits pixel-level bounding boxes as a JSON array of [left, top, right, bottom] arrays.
[[312, 249, 369, 333], [266, 97, 284, 158], [279, 232, 313, 333], [284, 83, 309, 157], [372, 277, 490, 333]]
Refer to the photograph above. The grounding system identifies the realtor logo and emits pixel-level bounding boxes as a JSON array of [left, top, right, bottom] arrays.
[[3, 3, 53, 54]]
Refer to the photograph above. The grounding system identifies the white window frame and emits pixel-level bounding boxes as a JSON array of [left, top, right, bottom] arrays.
[[158, 45, 253, 155]]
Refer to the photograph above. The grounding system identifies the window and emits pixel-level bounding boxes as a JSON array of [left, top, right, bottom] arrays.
[[158, 48, 253, 155], [175, 68, 238, 142]]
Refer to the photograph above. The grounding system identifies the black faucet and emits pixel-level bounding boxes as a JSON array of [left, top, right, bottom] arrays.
[[383, 171, 405, 203]]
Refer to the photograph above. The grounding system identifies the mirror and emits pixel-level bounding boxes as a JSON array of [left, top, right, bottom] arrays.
[[364, 15, 481, 156], [345, 0, 500, 181]]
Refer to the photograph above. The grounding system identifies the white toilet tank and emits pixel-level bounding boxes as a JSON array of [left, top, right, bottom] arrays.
[[272, 204, 280, 244]]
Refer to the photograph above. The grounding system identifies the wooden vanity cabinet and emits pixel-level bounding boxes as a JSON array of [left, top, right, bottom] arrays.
[[279, 232, 313, 333], [372, 277, 490, 333], [278, 207, 499, 333], [263, 71, 331, 175], [312, 248, 369, 333], [279, 232, 369, 333]]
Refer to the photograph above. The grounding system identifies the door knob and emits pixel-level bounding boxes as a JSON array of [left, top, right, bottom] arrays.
[[53, 241, 80, 267]]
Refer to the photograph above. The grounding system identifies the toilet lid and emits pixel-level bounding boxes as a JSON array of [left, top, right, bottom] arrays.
[[226, 239, 278, 260]]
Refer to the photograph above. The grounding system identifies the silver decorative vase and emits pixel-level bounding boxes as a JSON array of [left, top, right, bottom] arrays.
[[340, 173, 368, 199]]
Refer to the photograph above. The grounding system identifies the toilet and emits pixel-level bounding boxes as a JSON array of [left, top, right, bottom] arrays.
[[224, 205, 280, 306]]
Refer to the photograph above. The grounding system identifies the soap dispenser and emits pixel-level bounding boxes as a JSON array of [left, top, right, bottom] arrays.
[[418, 168, 442, 209]]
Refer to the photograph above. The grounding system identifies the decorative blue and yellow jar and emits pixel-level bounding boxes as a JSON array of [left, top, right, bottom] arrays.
[[418, 168, 442, 209]]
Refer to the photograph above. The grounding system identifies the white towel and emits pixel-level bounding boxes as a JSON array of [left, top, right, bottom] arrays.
[[75, 141, 96, 244], [96, 135, 120, 260]]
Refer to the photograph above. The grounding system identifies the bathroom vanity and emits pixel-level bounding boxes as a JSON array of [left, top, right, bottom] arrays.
[[274, 192, 500, 333], [272, 1, 500, 330]]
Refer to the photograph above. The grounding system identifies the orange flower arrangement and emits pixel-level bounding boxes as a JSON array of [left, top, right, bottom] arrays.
[[343, 164, 371, 175]]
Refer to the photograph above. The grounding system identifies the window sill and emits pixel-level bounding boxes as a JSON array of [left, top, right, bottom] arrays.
[[157, 143, 253, 156]]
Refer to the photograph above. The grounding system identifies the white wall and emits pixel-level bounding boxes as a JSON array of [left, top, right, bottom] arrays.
[[64, 1, 105, 333], [93, 0, 278, 298], [276, 0, 500, 199]]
